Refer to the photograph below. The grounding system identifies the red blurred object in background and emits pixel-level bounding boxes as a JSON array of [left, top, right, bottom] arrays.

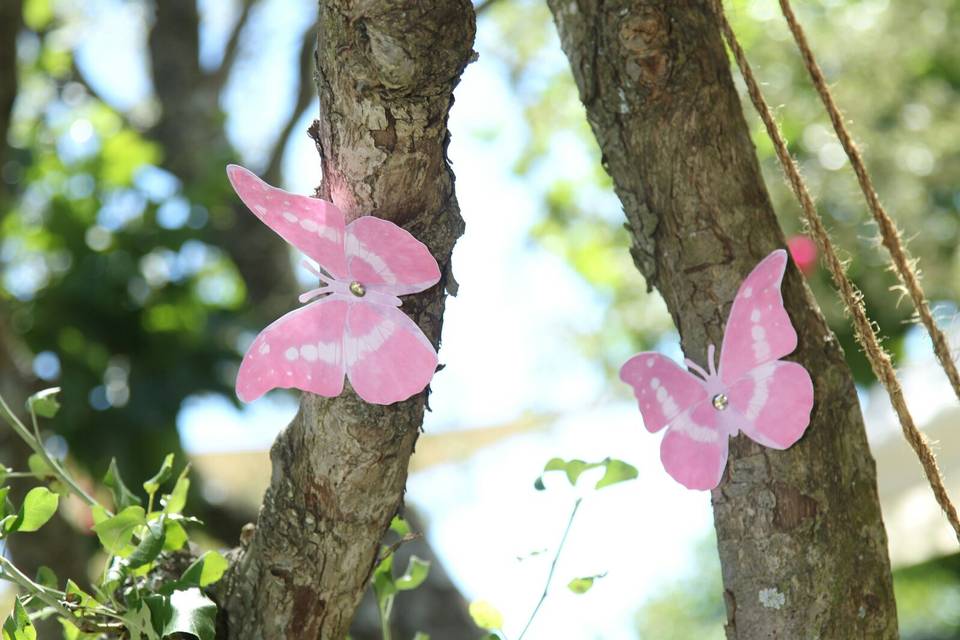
[[788, 235, 817, 276]]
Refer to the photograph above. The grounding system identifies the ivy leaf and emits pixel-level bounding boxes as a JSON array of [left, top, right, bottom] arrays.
[[143, 454, 174, 499], [468, 600, 504, 630], [3, 487, 59, 533], [25, 387, 60, 419], [594, 459, 638, 489], [372, 552, 396, 602], [2, 597, 36, 640], [179, 551, 228, 588], [64, 580, 98, 608], [127, 517, 166, 569], [395, 556, 430, 591], [103, 458, 142, 510], [121, 601, 159, 640], [92, 505, 145, 554]]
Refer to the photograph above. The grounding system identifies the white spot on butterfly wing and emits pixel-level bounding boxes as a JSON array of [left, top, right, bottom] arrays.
[[300, 344, 318, 361], [283, 212, 298, 223], [671, 410, 718, 443], [751, 325, 770, 361], [743, 362, 776, 420], [345, 234, 397, 284], [284, 347, 299, 361], [344, 317, 396, 365], [750, 309, 761, 322], [258, 343, 270, 355], [743, 286, 753, 298], [254, 205, 267, 215], [300, 219, 319, 232]]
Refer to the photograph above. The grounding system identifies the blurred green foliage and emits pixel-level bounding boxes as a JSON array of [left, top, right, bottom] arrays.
[[480, 0, 960, 384], [1, 6, 256, 489]]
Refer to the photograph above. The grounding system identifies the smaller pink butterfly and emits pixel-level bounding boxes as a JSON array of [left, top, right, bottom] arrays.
[[227, 164, 441, 406], [619, 250, 814, 490]]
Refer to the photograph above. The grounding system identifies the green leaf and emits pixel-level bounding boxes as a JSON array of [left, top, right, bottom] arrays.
[[92, 505, 145, 554], [395, 556, 430, 592], [389, 515, 410, 537], [180, 551, 228, 588], [2, 598, 36, 640], [3, 487, 59, 533], [372, 552, 396, 602], [22, 0, 54, 31], [595, 459, 639, 489], [468, 600, 504, 631], [127, 517, 166, 569], [143, 454, 174, 498], [562, 459, 592, 485], [103, 458, 142, 510], [121, 601, 160, 640], [162, 467, 190, 515], [533, 476, 546, 491], [25, 387, 60, 419], [163, 589, 217, 640], [64, 580, 98, 608], [567, 576, 598, 594], [27, 454, 53, 479], [543, 457, 566, 472], [163, 519, 189, 551], [34, 565, 57, 589], [412, 634, 430, 640]]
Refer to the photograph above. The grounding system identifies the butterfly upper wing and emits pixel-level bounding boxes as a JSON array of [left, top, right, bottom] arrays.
[[620, 353, 709, 433], [660, 402, 730, 490], [236, 299, 348, 402], [344, 301, 438, 405], [718, 249, 814, 448], [345, 216, 441, 296], [718, 249, 797, 383], [727, 361, 814, 450], [227, 164, 348, 278]]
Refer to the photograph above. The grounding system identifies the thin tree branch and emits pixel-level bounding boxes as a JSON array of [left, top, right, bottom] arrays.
[[262, 23, 317, 184], [212, 0, 260, 92]]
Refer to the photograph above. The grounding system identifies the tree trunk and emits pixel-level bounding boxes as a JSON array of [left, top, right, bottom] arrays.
[[546, 1, 898, 637], [217, 2, 476, 638]]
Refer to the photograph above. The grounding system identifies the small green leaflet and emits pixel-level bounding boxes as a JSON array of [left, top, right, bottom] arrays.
[[179, 551, 229, 589], [25, 387, 60, 419], [468, 600, 504, 631], [2, 598, 36, 640], [92, 505, 145, 555], [534, 457, 638, 490], [2, 487, 59, 533], [143, 454, 174, 498], [567, 572, 606, 594], [103, 458, 142, 510], [394, 556, 430, 591]]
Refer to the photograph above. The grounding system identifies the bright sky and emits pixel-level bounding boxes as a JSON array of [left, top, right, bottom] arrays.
[[67, 0, 960, 638]]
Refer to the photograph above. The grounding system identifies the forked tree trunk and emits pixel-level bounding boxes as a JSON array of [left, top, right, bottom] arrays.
[[218, 2, 476, 638], [546, 1, 898, 637]]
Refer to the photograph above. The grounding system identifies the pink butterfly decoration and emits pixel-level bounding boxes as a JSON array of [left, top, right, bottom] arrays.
[[619, 250, 814, 490], [227, 164, 441, 406]]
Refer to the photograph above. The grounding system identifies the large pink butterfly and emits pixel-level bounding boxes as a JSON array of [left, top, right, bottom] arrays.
[[619, 250, 814, 490], [227, 164, 441, 406]]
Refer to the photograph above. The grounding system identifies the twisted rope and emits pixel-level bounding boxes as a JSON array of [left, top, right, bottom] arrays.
[[709, 0, 960, 542], [778, 0, 960, 407]]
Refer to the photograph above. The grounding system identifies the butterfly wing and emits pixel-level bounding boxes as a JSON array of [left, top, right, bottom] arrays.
[[620, 353, 709, 433], [236, 298, 348, 402], [345, 216, 441, 296], [718, 249, 797, 383], [727, 361, 814, 449], [226, 164, 348, 278], [660, 402, 729, 490], [621, 354, 729, 490], [344, 301, 438, 405], [718, 249, 814, 448]]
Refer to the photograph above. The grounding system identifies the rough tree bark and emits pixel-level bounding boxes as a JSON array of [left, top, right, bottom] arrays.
[[546, 1, 898, 637], [217, 2, 476, 638]]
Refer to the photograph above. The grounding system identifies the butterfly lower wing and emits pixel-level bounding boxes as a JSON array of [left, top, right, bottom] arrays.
[[236, 299, 348, 402], [727, 361, 814, 449], [660, 401, 729, 490], [718, 249, 798, 383], [345, 217, 441, 296], [344, 302, 438, 405], [227, 164, 349, 278], [620, 353, 709, 433]]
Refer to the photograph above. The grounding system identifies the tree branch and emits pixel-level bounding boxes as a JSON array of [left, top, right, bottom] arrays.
[[217, 1, 477, 637], [212, 0, 260, 93], [262, 23, 317, 184], [545, 0, 897, 637]]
